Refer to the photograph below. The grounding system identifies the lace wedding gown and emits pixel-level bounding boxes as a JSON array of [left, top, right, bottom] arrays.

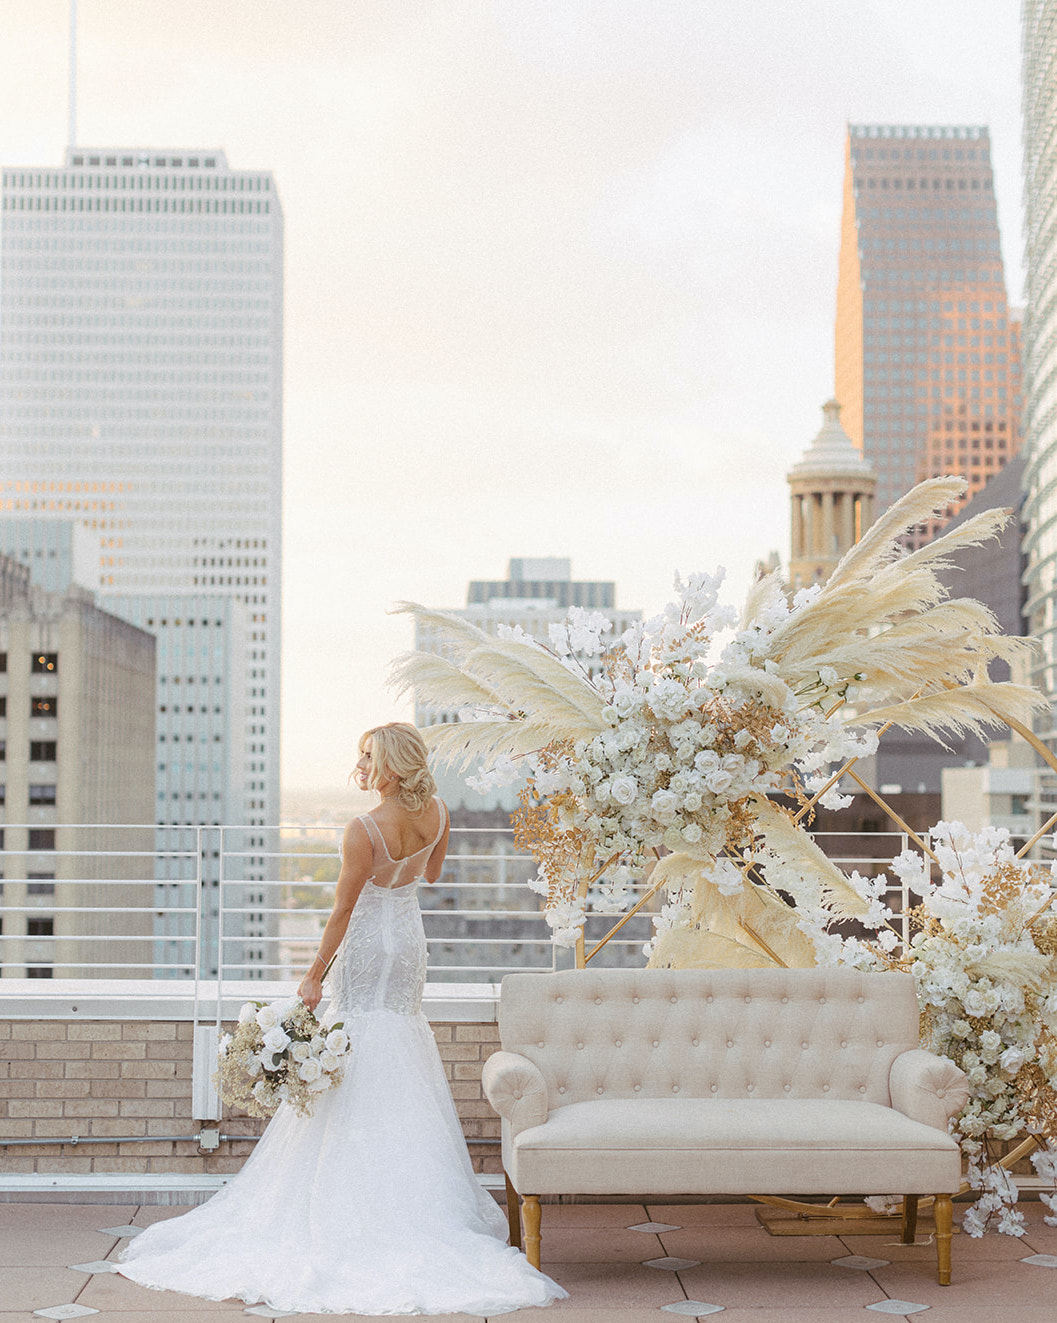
[[120, 802, 566, 1315]]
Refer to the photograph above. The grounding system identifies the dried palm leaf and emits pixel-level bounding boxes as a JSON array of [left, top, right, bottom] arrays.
[[418, 719, 557, 770], [462, 640, 607, 730], [649, 927, 778, 970], [849, 682, 1045, 744], [389, 602, 492, 660], [966, 949, 1053, 990], [750, 796, 871, 921], [388, 652, 502, 712]]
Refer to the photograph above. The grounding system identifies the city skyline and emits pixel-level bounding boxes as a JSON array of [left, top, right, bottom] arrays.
[[0, 2, 1024, 792]]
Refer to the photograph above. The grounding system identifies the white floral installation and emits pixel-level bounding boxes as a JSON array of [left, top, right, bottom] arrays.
[[215, 998, 351, 1119], [789, 822, 1057, 1237], [392, 477, 1040, 953]]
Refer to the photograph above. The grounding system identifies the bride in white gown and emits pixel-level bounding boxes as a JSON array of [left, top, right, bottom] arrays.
[[120, 722, 567, 1315]]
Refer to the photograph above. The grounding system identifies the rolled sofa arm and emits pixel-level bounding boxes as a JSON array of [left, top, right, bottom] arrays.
[[481, 1050, 549, 1137], [889, 1048, 969, 1131]]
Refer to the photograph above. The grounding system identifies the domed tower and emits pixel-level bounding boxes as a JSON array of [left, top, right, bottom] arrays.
[[788, 399, 877, 591]]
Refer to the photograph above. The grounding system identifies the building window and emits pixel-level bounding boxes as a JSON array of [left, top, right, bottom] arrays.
[[30, 742, 56, 762], [0, 697, 5, 716], [32, 653, 58, 674], [27, 873, 55, 896], [31, 697, 57, 718], [0, 740, 4, 761], [28, 829, 55, 850], [0, 653, 5, 672], [27, 917, 54, 937], [29, 785, 57, 806], [27, 967, 53, 979]]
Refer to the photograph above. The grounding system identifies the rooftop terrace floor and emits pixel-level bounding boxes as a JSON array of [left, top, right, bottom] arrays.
[[4, 1198, 1057, 1322]]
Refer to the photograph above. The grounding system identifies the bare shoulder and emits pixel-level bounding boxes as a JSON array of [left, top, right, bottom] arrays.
[[342, 816, 372, 860]]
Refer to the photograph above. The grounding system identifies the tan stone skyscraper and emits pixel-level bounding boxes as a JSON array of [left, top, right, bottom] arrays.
[[834, 125, 1022, 542], [787, 400, 876, 591]]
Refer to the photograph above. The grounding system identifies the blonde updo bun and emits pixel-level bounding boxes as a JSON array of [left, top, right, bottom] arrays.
[[359, 722, 437, 813]]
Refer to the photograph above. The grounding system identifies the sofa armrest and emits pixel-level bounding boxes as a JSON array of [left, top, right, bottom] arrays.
[[889, 1048, 969, 1130], [482, 1050, 549, 1136]]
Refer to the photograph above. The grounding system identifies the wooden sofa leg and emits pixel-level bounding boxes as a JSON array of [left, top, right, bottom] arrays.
[[901, 1194, 918, 1244], [933, 1193, 953, 1285], [522, 1194, 542, 1270], [503, 1170, 522, 1249]]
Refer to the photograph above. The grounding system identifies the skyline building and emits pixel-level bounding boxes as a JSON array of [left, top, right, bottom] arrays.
[[834, 124, 1023, 542], [1021, 4, 1057, 777], [0, 149, 282, 975], [0, 552, 156, 979]]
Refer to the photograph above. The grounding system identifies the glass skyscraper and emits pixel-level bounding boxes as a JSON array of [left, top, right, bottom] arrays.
[[834, 124, 1022, 543], [0, 148, 282, 833]]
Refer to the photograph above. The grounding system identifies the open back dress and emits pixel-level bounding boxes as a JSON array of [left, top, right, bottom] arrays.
[[120, 798, 566, 1315]]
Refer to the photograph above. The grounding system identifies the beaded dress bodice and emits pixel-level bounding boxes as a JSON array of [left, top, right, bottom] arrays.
[[326, 799, 446, 1019]]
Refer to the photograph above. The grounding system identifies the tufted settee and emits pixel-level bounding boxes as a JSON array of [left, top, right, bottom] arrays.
[[483, 967, 969, 1284]]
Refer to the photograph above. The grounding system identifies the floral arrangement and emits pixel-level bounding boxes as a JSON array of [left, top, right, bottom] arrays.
[[393, 477, 1040, 948], [800, 823, 1057, 1237], [215, 997, 351, 1119]]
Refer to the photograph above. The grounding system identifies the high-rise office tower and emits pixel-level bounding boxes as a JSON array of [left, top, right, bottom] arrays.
[[0, 148, 282, 976], [834, 125, 1022, 541]]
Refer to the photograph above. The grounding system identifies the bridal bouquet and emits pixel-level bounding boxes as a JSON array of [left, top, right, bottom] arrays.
[[215, 997, 351, 1119]]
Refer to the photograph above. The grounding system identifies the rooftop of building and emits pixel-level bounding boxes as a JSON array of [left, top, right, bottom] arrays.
[[5, 1196, 1057, 1321]]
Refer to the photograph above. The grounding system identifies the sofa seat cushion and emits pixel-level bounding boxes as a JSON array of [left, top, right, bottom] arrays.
[[507, 1098, 962, 1196]]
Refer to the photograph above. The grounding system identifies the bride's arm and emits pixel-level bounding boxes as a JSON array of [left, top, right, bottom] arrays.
[[423, 802, 450, 884], [297, 818, 372, 1011]]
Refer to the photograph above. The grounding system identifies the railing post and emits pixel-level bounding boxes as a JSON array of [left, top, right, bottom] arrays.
[[191, 824, 222, 1121]]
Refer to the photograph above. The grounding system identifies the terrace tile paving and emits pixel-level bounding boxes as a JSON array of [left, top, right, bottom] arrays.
[[6, 1199, 1057, 1321]]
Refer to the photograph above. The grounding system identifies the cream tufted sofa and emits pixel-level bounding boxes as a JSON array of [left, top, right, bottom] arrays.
[[483, 967, 969, 1284]]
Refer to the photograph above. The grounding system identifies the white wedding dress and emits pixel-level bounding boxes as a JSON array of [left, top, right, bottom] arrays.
[[120, 802, 566, 1315]]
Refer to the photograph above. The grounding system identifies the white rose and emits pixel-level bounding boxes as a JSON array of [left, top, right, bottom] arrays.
[[290, 1040, 311, 1062], [325, 1029, 349, 1056], [255, 1004, 281, 1032], [682, 823, 702, 845], [262, 1025, 290, 1055], [217, 1033, 232, 1057], [238, 1002, 258, 1026], [650, 789, 679, 823], [298, 1058, 323, 1083], [705, 768, 734, 796], [308, 1075, 331, 1092], [999, 1046, 1026, 1074], [819, 666, 839, 686], [609, 775, 638, 806], [319, 1050, 340, 1073]]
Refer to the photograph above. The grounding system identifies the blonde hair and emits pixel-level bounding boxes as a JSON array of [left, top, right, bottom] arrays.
[[359, 722, 437, 813]]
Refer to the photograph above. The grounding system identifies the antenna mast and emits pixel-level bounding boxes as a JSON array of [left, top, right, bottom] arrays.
[[67, 0, 78, 149]]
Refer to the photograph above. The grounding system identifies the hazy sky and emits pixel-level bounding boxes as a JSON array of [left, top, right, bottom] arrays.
[[0, 1, 1024, 794]]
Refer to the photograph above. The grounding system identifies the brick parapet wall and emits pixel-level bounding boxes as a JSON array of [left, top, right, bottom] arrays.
[[0, 1018, 502, 1176]]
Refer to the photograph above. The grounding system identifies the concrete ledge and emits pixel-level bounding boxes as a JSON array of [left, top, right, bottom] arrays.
[[0, 979, 501, 1022], [0, 1170, 506, 1203]]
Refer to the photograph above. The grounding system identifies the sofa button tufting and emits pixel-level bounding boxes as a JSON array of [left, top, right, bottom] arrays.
[[801, 1042, 809, 1050], [727, 1040, 734, 1048], [632, 996, 640, 1004], [670, 996, 678, 1004], [595, 997, 602, 1005], [597, 1086, 604, 1094], [764, 1040, 771, 1048], [555, 995, 563, 1003], [615, 1039, 622, 1048], [691, 1038, 699, 1047], [822, 1084, 830, 1092], [538, 1042, 545, 1048], [781, 996, 788, 1004], [706, 995, 714, 1003], [558, 1086, 566, 1093], [672, 1085, 680, 1093], [710, 1083, 718, 1093], [513, 1091, 523, 1100], [840, 1040, 847, 1048], [744, 995, 752, 1003], [818, 997, 826, 1005], [937, 1089, 946, 1099], [577, 1042, 584, 1049], [877, 1040, 884, 1047], [747, 1083, 754, 1092], [633, 1084, 642, 1092], [859, 1086, 866, 1094], [858, 996, 865, 1004], [783, 1084, 791, 1092]]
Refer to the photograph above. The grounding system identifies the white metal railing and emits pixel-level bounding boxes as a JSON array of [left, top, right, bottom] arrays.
[[0, 823, 924, 988]]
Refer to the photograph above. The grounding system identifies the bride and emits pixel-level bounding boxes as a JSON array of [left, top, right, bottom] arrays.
[[120, 722, 567, 1315]]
